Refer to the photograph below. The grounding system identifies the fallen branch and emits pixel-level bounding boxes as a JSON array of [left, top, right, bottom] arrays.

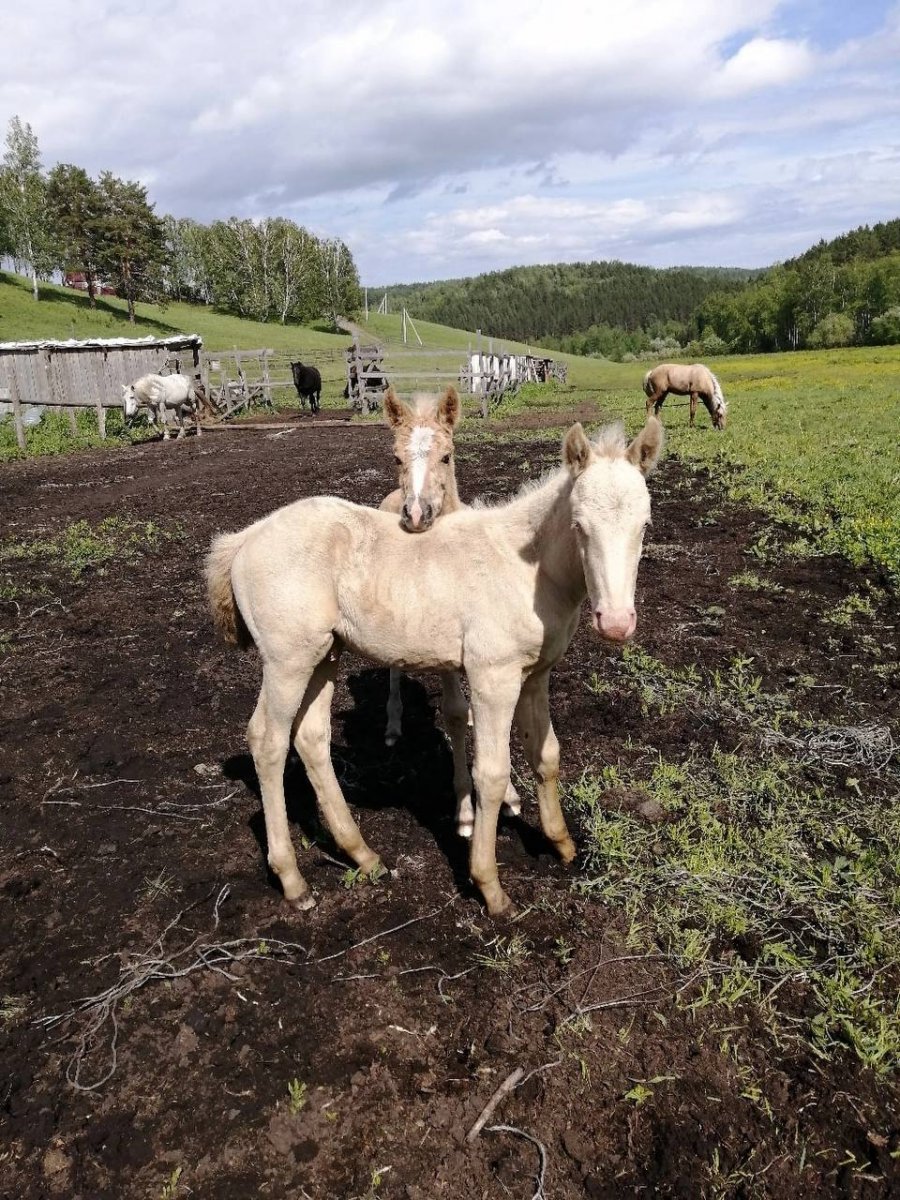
[[308, 897, 456, 965], [467, 1067, 525, 1143], [36, 888, 307, 1091]]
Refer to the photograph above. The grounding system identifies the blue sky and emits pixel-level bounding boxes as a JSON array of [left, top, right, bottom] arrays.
[[2, 0, 899, 284]]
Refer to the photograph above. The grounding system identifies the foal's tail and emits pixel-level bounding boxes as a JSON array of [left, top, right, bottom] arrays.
[[205, 529, 253, 650], [642, 369, 654, 396]]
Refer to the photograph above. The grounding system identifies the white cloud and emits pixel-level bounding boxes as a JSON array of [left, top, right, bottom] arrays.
[[0, 0, 898, 281], [712, 36, 815, 95]]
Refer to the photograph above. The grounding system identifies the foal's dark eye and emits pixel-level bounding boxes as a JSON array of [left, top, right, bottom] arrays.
[[394, 455, 403, 466], [441, 454, 451, 464]]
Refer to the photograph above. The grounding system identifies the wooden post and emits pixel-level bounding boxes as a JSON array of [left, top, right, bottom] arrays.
[[9, 377, 26, 452], [262, 350, 272, 408], [96, 397, 107, 439], [68, 407, 78, 435], [354, 340, 365, 413]]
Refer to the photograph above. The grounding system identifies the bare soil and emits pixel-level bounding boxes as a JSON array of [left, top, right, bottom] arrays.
[[1, 411, 898, 1199]]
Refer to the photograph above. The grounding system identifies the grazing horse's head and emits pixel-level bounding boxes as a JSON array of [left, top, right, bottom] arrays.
[[121, 383, 138, 418], [564, 417, 664, 643], [384, 386, 461, 532]]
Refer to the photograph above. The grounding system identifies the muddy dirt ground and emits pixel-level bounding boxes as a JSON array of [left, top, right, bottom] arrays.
[[1, 409, 898, 1199]]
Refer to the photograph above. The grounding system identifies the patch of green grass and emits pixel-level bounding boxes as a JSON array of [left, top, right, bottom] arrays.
[[589, 645, 796, 733], [825, 590, 878, 627], [571, 742, 900, 1071], [0, 406, 160, 462], [287, 1078, 308, 1115], [158, 1166, 183, 1200], [728, 569, 786, 594], [0, 516, 178, 580]]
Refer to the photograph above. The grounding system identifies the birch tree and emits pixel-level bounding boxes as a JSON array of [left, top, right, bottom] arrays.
[[0, 116, 56, 300]]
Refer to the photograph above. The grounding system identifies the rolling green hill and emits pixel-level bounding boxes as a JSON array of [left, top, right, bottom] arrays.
[[0, 271, 349, 353]]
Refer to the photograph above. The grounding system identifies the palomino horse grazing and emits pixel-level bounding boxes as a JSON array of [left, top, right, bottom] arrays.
[[206, 417, 663, 916], [643, 363, 727, 429], [122, 373, 202, 439], [378, 385, 521, 834]]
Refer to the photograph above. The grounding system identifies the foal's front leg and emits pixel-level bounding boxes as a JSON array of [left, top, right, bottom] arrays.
[[514, 669, 575, 864], [689, 392, 698, 427], [468, 668, 522, 916]]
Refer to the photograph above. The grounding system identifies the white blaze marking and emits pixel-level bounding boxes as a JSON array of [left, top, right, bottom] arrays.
[[408, 426, 434, 498]]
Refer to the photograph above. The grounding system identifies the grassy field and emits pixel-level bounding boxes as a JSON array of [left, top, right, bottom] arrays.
[[2, 270, 898, 582], [494, 347, 900, 585]]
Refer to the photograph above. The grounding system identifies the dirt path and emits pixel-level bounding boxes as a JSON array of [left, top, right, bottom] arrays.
[[1, 425, 898, 1198]]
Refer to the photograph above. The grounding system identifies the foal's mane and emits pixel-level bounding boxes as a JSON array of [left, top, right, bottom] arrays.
[[408, 392, 442, 422], [469, 423, 630, 512]]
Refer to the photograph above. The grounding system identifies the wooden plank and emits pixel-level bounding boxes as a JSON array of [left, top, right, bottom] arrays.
[[10, 375, 26, 452]]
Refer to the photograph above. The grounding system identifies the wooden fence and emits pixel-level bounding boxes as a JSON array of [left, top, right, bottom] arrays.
[[342, 342, 567, 416]]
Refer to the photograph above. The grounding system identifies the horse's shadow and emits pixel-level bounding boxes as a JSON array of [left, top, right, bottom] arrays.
[[224, 667, 551, 896]]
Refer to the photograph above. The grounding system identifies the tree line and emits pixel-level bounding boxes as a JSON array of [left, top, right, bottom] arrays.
[[695, 223, 900, 352], [382, 261, 753, 346], [379, 222, 900, 357], [0, 116, 361, 326]]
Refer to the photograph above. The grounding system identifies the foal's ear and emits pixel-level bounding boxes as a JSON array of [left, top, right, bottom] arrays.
[[626, 415, 665, 477], [437, 385, 461, 428], [563, 423, 593, 477], [383, 386, 410, 428]]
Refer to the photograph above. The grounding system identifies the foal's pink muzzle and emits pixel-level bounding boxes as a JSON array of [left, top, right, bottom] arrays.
[[592, 608, 637, 643]]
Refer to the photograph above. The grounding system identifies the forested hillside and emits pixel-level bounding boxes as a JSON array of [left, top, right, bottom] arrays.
[[378, 220, 900, 358], [695, 219, 900, 353], [377, 262, 755, 343]]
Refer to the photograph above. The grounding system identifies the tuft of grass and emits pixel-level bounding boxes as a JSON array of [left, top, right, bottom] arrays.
[[159, 1166, 183, 1200], [0, 516, 178, 580], [728, 569, 786, 594], [473, 933, 532, 973], [287, 1078, 308, 1115]]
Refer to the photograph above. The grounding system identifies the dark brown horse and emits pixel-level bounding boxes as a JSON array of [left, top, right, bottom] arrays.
[[643, 363, 727, 429]]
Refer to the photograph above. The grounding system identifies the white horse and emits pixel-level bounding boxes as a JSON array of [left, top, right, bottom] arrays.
[[206, 417, 663, 917], [122, 373, 202, 439]]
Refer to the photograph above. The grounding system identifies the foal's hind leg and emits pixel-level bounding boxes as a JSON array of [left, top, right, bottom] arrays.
[[689, 392, 698, 427], [385, 668, 403, 746], [441, 671, 475, 837], [442, 672, 521, 838], [647, 389, 666, 418], [294, 645, 382, 876], [247, 660, 318, 909]]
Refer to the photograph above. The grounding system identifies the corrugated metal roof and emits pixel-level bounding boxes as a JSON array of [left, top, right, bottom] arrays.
[[0, 334, 203, 352]]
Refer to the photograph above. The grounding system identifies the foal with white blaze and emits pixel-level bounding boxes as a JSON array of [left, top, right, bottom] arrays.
[[379, 385, 521, 833], [206, 417, 663, 916]]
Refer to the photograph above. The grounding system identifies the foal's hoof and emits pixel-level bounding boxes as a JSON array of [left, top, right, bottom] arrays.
[[487, 893, 518, 922], [556, 836, 577, 865], [287, 892, 317, 912], [457, 819, 474, 840]]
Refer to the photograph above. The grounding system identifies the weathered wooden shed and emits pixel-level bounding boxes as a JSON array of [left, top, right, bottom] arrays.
[[0, 334, 202, 447]]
